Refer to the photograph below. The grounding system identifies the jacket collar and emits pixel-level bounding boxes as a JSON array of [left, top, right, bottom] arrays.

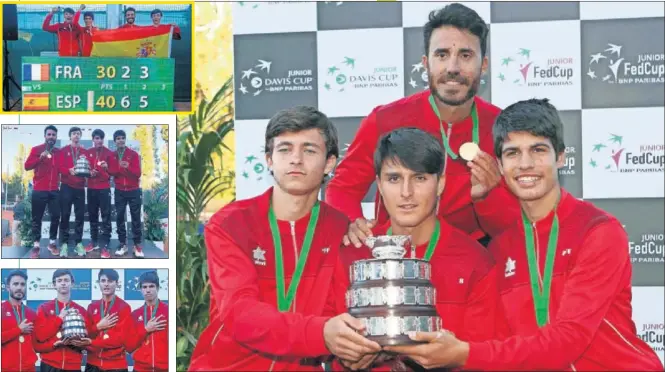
[[520, 187, 576, 234]]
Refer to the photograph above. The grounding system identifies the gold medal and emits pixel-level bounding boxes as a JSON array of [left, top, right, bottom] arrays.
[[19, 335, 25, 343], [97, 161, 102, 166], [57, 331, 62, 339], [459, 142, 480, 162], [103, 333, 109, 339], [47, 154, 52, 159]]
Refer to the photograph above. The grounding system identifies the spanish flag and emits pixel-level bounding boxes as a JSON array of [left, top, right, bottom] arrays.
[[90, 25, 173, 58], [23, 93, 49, 111]]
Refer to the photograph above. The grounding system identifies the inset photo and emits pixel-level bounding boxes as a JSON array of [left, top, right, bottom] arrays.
[[1, 124, 169, 259], [1, 268, 169, 371], [1, 3, 193, 113]]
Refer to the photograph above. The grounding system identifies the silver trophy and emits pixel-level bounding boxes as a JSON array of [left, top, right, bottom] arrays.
[[74, 156, 91, 178], [61, 308, 88, 339], [346, 235, 442, 346]]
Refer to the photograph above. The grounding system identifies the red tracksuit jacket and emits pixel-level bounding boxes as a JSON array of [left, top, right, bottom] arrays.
[[112, 147, 141, 191], [188, 187, 350, 371], [126, 301, 169, 371], [33, 299, 99, 371], [85, 146, 119, 190], [42, 13, 81, 57], [84, 296, 132, 370], [1, 301, 38, 372], [72, 10, 98, 57], [24, 143, 60, 192], [325, 91, 519, 240], [464, 188, 664, 371], [341, 216, 501, 343], [56, 144, 86, 189]]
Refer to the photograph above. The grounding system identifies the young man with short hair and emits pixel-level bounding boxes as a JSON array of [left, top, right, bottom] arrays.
[[24, 125, 61, 258], [150, 8, 181, 40], [189, 106, 381, 371], [384, 99, 664, 371], [1, 270, 38, 372], [119, 7, 137, 28], [339, 128, 501, 370], [85, 129, 118, 259], [73, 5, 98, 57], [84, 269, 131, 372], [42, 7, 82, 57], [56, 127, 87, 257], [125, 271, 169, 372], [110, 130, 144, 257]]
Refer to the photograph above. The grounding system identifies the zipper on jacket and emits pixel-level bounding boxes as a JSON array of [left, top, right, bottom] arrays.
[[290, 221, 298, 312], [62, 348, 65, 369], [151, 333, 155, 369], [570, 363, 577, 371], [19, 330, 22, 372], [604, 318, 645, 355]]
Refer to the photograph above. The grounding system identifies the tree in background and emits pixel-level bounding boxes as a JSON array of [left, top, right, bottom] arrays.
[[152, 124, 160, 180], [161, 125, 168, 177], [132, 125, 156, 190], [14, 144, 32, 192]]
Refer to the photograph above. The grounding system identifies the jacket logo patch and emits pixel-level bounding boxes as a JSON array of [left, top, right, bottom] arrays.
[[94, 309, 98, 314], [322, 247, 330, 254], [138, 315, 143, 321], [562, 248, 572, 256], [5, 311, 10, 316], [253, 247, 267, 266], [458, 278, 464, 284], [505, 257, 516, 277]]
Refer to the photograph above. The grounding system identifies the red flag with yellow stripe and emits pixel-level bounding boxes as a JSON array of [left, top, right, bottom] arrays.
[[90, 25, 173, 58]]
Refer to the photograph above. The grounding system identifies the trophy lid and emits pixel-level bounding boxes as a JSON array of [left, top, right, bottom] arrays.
[[365, 235, 411, 259]]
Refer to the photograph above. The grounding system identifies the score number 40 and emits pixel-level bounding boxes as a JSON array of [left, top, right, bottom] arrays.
[[96, 65, 149, 79], [96, 95, 148, 109]]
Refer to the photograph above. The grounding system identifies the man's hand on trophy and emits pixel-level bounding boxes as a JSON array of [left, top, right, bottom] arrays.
[[58, 308, 68, 320], [91, 169, 99, 177], [69, 338, 92, 347], [96, 313, 119, 331], [69, 168, 76, 176], [383, 330, 469, 370], [324, 313, 382, 362], [343, 218, 376, 248], [146, 315, 167, 333], [468, 150, 502, 202]]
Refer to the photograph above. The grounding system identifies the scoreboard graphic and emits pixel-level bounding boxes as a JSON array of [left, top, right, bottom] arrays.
[[21, 56, 175, 112]]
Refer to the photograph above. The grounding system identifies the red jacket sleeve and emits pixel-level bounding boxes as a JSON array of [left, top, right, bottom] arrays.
[[124, 316, 148, 353], [89, 306, 130, 349], [73, 10, 81, 25], [460, 265, 501, 342], [56, 150, 71, 176], [127, 152, 141, 178], [205, 219, 332, 358], [33, 306, 62, 342], [1, 324, 21, 345], [106, 151, 119, 176], [322, 250, 350, 317], [472, 180, 520, 237], [173, 24, 182, 40], [42, 13, 59, 33], [464, 220, 632, 370], [24, 147, 42, 171], [325, 109, 380, 222]]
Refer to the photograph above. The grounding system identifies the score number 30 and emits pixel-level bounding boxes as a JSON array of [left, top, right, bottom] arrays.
[[96, 65, 149, 79], [96, 95, 149, 109]]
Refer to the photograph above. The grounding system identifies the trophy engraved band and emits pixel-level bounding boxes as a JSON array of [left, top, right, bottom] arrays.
[[62, 308, 88, 339], [347, 235, 442, 346]]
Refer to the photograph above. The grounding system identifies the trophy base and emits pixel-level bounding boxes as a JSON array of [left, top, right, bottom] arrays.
[[74, 172, 91, 178], [369, 334, 428, 346]]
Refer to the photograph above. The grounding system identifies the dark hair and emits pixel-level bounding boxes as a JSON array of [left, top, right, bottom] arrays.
[[151, 9, 163, 17], [113, 130, 126, 141], [44, 125, 57, 135], [374, 128, 445, 177], [264, 106, 339, 159], [63, 7, 75, 15], [138, 271, 160, 288], [52, 269, 74, 284], [83, 11, 94, 20], [68, 126, 81, 137], [5, 270, 27, 286], [493, 98, 566, 160], [98, 269, 119, 282], [92, 129, 105, 140], [125, 7, 136, 14], [423, 3, 489, 58]]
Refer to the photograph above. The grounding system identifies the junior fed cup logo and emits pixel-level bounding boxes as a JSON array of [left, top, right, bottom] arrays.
[[497, 47, 574, 87], [588, 133, 664, 173], [239, 59, 314, 96], [586, 43, 664, 85]]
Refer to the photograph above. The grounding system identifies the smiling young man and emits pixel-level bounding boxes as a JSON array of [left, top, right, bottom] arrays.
[[338, 128, 501, 370], [73, 5, 99, 57], [326, 3, 519, 248], [42, 7, 82, 56], [85, 129, 118, 259], [189, 106, 381, 371], [24, 125, 61, 258], [84, 269, 132, 372], [119, 7, 137, 28], [384, 99, 664, 371], [57, 127, 87, 257], [32, 269, 104, 372], [1, 270, 38, 372]]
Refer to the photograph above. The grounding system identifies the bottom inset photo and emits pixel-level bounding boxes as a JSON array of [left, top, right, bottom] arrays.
[[1, 268, 169, 372]]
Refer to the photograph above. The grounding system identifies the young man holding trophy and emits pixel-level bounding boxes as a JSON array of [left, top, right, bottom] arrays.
[[56, 127, 88, 257], [24, 125, 61, 258], [84, 129, 118, 259], [382, 99, 664, 371], [1, 270, 38, 372], [32, 269, 112, 372], [188, 106, 381, 371], [338, 128, 501, 370]]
